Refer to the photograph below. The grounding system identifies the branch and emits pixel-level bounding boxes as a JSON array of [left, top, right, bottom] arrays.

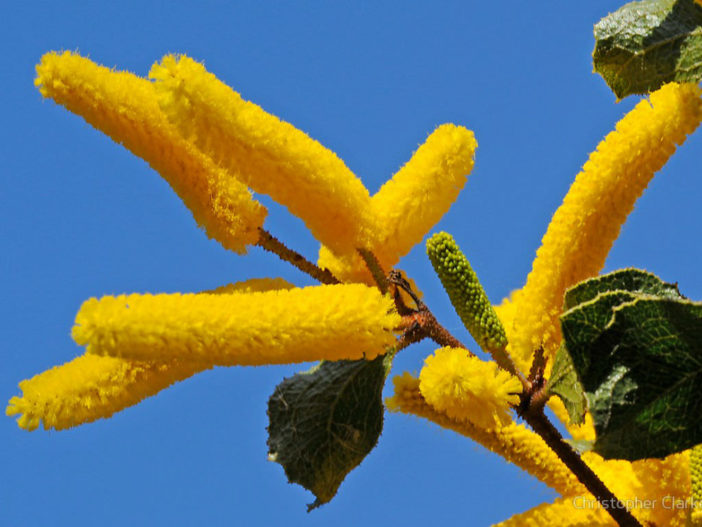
[[518, 386, 642, 527], [357, 248, 389, 294], [256, 228, 340, 285], [390, 270, 472, 354]]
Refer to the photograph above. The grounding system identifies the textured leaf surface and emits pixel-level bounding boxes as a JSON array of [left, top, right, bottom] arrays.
[[593, 0, 702, 98], [561, 282, 702, 459], [547, 344, 588, 426], [563, 268, 682, 311], [266, 356, 390, 510]]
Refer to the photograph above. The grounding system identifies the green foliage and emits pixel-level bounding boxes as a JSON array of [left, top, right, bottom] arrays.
[[563, 268, 682, 311], [593, 0, 702, 99], [557, 269, 702, 460], [426, 232, 506, 352], [266, 355, 390, 510], [547, 344, 588, 426]]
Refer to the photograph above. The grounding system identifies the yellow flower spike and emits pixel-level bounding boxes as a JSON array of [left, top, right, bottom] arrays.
[[6, 355, 206, 431], [73, 284, 400, 365], [6, 277, 294, 431], [503, 82, 702, 367], [317, 245, 375, 285], [628, 452, 691, 527], [419, 347, 519, 429], [35, 51, 266, 254], [493, 497, 614, 527], [317, 125, 477, 283], [691, 445, 702, 525], [149, 54, 372, 255], [496, 297, 597, 439], [368, 124, 477, 268], [386, 373, 583, 497]]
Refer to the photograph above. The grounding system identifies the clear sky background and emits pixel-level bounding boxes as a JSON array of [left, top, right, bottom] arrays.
[[3, 2, 702, 526]]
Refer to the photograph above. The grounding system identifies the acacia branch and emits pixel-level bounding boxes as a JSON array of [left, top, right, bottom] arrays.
[[518, 385, 642, 527], [390, 269, 472, 354], [256, 228, 340, 285]]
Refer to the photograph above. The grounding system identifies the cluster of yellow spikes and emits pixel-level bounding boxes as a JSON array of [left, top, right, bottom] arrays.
[[8, 50, 702, 526]]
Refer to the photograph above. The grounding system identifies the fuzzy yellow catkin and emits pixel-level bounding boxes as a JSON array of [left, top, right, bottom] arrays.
[[72, 284, 400, 365], [149, 54, 371, 255], [492, 497, 613, 527], [500, 82, 702, 368], [5, 355, 206, 431], [317, 125, 477, 284], [6, 277, 293, 431], [35, 51, 266, 253], [386, 373, 583, 497], [690, 445, 702, 525], [626, 451, 691, 527], [497, 453, 691, 526], [419, 348, 519, 429], [368, 124, 477, 268]]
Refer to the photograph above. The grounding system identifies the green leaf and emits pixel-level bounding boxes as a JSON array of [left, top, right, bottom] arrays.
[[266, 355, 390, 510], [560, 272, 702, 460], [546, 344, 589, 426], [563, 268, 682, 312], [593, 0, 702, 99]]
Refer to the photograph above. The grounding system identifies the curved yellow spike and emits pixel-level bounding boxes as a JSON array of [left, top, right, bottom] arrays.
[[150, 54, 371, 255], [317, 125, 477, 282], [368, 124, 477, 267], [386, 373, 583, 497], [6, 278, 298, 431], [503, 82, 702, 367], [6, 355, 207, 432], [35, 51, 265, 254], [73, 284, 400, 365]]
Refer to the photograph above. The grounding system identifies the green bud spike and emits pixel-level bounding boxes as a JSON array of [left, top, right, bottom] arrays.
[[426, 231, 507, 354]]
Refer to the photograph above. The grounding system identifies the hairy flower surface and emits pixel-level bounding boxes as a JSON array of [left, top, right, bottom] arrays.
[[7, 278, 292, 431], [35, 51, 266, 253], [496, 82, 702, 371], [386, 373, 583, 497], [418, 347, 519, 428], [318, 123, 477, 284], [73, 284, 399, 365], [150, 54, 371, 255]]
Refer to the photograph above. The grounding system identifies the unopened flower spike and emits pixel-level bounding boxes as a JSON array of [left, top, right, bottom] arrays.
[[426, 231, 516, 374], [34, 51, 266, 254], [149, 54, 371, 256]]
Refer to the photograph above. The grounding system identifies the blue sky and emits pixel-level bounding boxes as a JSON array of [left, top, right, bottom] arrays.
[[3, 2, 702, 526]]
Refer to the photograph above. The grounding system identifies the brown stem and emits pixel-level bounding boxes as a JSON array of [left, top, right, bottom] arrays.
[[256, 228, 340, 285], [357, 248, 388, 294], [520, 407, 642, 527], [389, 270, 471, 353], [423, 309, 470, 351]]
